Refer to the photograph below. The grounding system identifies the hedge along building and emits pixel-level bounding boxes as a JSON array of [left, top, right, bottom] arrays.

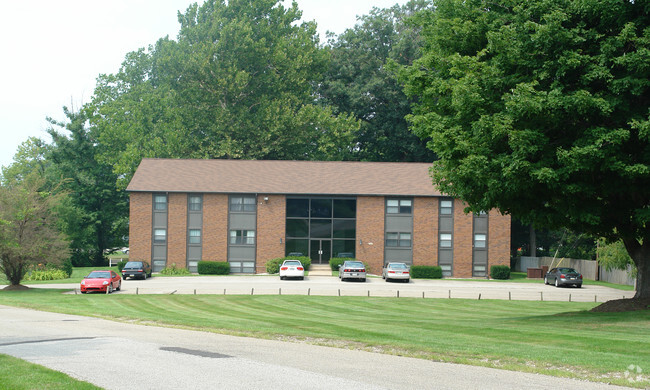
[[126, 159, 511, 277]]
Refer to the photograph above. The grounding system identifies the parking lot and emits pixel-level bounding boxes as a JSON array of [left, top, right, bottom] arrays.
[[34, 274, 634, 303]]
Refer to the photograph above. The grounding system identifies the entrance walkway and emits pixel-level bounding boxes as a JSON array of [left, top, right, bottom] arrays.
[[308, 264, 332, 276]]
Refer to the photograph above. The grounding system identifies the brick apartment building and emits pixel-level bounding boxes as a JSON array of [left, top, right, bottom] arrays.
[[126, 159, 511, 277]]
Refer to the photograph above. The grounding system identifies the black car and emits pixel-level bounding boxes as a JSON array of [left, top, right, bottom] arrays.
[[121, 261, 152, 280], [545, 267, 582, 288]]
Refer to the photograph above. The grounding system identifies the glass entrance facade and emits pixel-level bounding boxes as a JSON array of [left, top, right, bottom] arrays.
[[285, 197, 356, 264]]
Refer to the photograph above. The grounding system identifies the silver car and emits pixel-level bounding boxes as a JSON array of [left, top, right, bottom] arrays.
[[339, 261, 366, 282], [382, 262, 410, 282], [545, 267, 583, 288]]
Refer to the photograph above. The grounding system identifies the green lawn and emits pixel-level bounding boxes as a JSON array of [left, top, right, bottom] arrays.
[[0, 289, 647, 388], [0, 353, 101, 390]]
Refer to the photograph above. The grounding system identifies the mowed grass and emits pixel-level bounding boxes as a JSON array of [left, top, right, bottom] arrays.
[[0, 289, 648, 387], [0, 354, 101, 390]]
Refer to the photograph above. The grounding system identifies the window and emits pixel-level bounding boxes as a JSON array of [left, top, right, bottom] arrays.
[[386, 232, 412, 247], [230, 230, 255, 245], [440, 199, 453, 215], [386, 199, 412, 214], [440, 233, 452, 248], [189, 196, 202, 211], [230, 196, 256, 212], [189, 229, 201, 244], [154, 229, 166, 243], [474, 234, 486, 248], [154, 194, 167, 211]]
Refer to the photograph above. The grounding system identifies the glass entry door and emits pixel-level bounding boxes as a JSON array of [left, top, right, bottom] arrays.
[[310, 240, 331, 264]]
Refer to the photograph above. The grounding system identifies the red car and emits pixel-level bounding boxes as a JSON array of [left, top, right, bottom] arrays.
[[80, 270, 121, 294]]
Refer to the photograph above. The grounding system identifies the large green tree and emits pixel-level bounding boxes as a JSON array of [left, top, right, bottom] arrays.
[[90, 0, 359, 187], [0, 137, 52, 185], [48, 108, 129, 266], [0, 174, 69, 287], [400, 0, 650, 298], [321, 0, 435, 162]]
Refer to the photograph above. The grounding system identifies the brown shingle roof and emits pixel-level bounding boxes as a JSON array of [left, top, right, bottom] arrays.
[[126, 159, 442, 197]]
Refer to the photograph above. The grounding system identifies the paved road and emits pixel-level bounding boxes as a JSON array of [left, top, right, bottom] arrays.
[[0, 305, 628, 390], [27, 274, 634, 302]]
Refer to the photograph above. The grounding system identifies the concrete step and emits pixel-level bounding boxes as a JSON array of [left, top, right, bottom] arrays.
[[308, 264, 333, 276]]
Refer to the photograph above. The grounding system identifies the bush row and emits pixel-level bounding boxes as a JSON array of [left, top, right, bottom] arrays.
[[197, 261, 230, 275], [160, 264, 191, 276], [24, 269, 69, 281], [410, 265, 443, 279]]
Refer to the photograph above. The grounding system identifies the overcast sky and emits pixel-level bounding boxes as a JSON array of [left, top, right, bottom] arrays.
[[0, 0, 409, 169]]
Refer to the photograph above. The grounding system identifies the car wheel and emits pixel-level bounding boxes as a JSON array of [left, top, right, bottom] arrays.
[[280, 276, 285, 280], [116, 281, 121, 291], [405, 279, 410, 283], [577, 284, 582, 288], [81, 291, 87, 294], [385, 277, 390, 282], [362, 278, 366, 282], [107, 285, 113, 294], [544, 277, 549, 285], [143, 273, 147, 280], [555, 278, 559, 287], [300, 276, 304, 280]]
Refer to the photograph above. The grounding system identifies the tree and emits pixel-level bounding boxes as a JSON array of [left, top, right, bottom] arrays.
[[320, 0, 436, 162], [48, 107, 129, 266], [89, 0, 359, 187], [597, 238, 635, 274], [0, 137, 52, 185], [0, 174, 69, 287], [400, 0, 650, 298]]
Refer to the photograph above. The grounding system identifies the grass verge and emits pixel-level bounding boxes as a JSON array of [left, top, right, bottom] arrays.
[[0, 353, 101, 390], [0, 289, 648, 388]]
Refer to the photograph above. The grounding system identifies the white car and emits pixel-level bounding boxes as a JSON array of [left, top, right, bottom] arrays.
[[382, 262, 410, 282], [279, 260, 305, 280]]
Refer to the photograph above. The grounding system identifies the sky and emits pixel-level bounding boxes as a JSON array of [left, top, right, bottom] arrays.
[[0, 0, 409, 169]]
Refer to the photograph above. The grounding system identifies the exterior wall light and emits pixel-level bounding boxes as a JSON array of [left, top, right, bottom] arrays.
[[263, 196, 269, 203], [359, 239, 362, 245]]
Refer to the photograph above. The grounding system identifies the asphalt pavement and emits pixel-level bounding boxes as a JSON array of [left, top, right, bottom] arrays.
[[27, 274, 635, 303], [0, 305, 631, 390]]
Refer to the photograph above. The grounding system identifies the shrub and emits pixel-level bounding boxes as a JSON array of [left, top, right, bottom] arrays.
[[329, 257, 352, 271], [411, 265, 443, 279], [160, 264, 191, 276], [61, 259, 73, 278], [490, 265, 511, 280], [198, 261, 230, 275], [266, 256, 311, 274], [24, 270, 69, 281], [117, 260, 128, 272]]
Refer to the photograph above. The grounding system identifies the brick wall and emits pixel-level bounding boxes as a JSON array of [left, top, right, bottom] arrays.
[[413, 197, 437, 266], [256, 194, 286, 273], [356, 196, 385, 275], [453, 200, 474, 277], [202, 194, 228, 262], [167, 193, 187, 269], [489, 211, 511, 269], [129, 192, 152, 264]]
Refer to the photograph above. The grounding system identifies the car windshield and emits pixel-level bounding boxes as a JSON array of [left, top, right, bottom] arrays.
[[558, 268, 577, 273], [283, 261, 302, 266], [124, 262, 143, 268], [86, 271, 111, 279], [345, 262, 364, 268], [388, 263, 408, 269]]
